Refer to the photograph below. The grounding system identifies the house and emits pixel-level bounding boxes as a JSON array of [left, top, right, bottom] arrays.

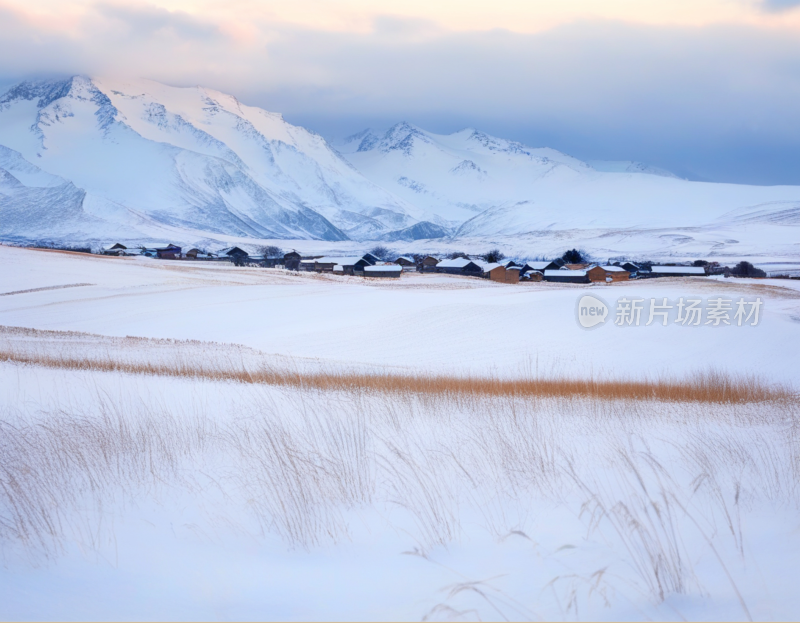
[[611, 261, 645, 277], [217, 246, 249, 259], [394, 256, 416, 267], [102, 243, 127, 256], [361, 252, 380, 265], [505, 267, 521, 284], [649, 266, 707, 277], [143, 243, 181, 259], [436, 257, 483, 275], [335, 256, 372, 274], [483, 263, 507, 282], [544, 268, 590, 284], [501, 260, 522, 269], [284, 251, 302, 270], [185, 248, 216, 260], [302, 256, 372, 274], [523, 260, 564, 272], [564, 263, 591, 271], [303, 256, 339, 272], [419, 256, 440, 273], [363, 265, 402, 278], [587, 265, 630, 283]]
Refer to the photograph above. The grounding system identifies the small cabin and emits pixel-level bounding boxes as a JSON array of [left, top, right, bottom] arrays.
[[587, 266, 630, 283], [483, 263, 507, 282], [505, 267, 520, 284], [284, 251, 302, 270], [337, 257, 372, 274], [436, 258, 483, 275], [394, 256, 416, 267]]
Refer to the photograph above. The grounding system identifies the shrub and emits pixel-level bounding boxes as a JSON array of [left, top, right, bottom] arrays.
[[368, 245, 391, 260], [562, 248, 584, 263], [257, 245, 284, 259], [731, 261, 766, 278], [481, 249, 506, 263]]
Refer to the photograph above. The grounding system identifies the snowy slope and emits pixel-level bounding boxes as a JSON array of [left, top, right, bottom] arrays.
[[588, 159, 681, 178], [0, 77, 429, 243], [338, 123, 800, 242], [2, 78, 799, 252]]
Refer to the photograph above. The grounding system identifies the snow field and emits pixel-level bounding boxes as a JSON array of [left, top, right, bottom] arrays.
[[0, 363, 798, 620], [2, 245, 800, 620]]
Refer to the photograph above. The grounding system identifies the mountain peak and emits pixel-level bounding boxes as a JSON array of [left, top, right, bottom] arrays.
[[0, 77, 77, 109]]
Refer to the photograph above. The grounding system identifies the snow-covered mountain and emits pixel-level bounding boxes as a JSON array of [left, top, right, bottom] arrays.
[[2, 78, 799, 254], [0, 77, 431, 244], [337, 122, 800, 242]]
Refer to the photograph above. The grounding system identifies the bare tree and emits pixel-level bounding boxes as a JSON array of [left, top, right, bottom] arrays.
[[481, 249, 505, 263], [257, 245, 284, 258], [368, 245, 391, 260]]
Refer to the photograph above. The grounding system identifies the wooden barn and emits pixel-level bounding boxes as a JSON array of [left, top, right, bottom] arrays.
[[483, 263, 507, 282], [436, 258, 483, 276], [394, 256, 415, 267], [505, 267, 520, 284], [419, 256, 440, 272], [544, 268, 590, 284], [587, 265, 630, 283], [363, 265, 402, 278], [284, 251, 302, 270]]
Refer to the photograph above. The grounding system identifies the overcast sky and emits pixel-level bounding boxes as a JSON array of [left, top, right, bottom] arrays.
[[1, 0, 800, 184]]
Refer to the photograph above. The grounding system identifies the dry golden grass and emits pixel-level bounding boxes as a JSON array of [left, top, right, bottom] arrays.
[[0, 347, 792, 405]]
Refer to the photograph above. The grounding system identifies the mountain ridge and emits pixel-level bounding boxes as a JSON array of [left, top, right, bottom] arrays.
[[1, 78, 799, 254]]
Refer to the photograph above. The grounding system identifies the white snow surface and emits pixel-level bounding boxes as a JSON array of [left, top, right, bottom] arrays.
[[2, 246, 800, 621]]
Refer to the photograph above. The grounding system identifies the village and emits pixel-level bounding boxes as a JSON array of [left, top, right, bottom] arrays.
[[94, 241, 775, 283]]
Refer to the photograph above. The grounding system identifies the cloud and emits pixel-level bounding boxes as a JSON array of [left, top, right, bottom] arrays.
[[761, 0, 800, 12], [0, 6, 799, 184], [92, 3, 224, 40]]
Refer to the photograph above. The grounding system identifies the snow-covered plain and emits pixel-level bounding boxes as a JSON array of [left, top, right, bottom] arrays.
[[1, 246, 800, 621]]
